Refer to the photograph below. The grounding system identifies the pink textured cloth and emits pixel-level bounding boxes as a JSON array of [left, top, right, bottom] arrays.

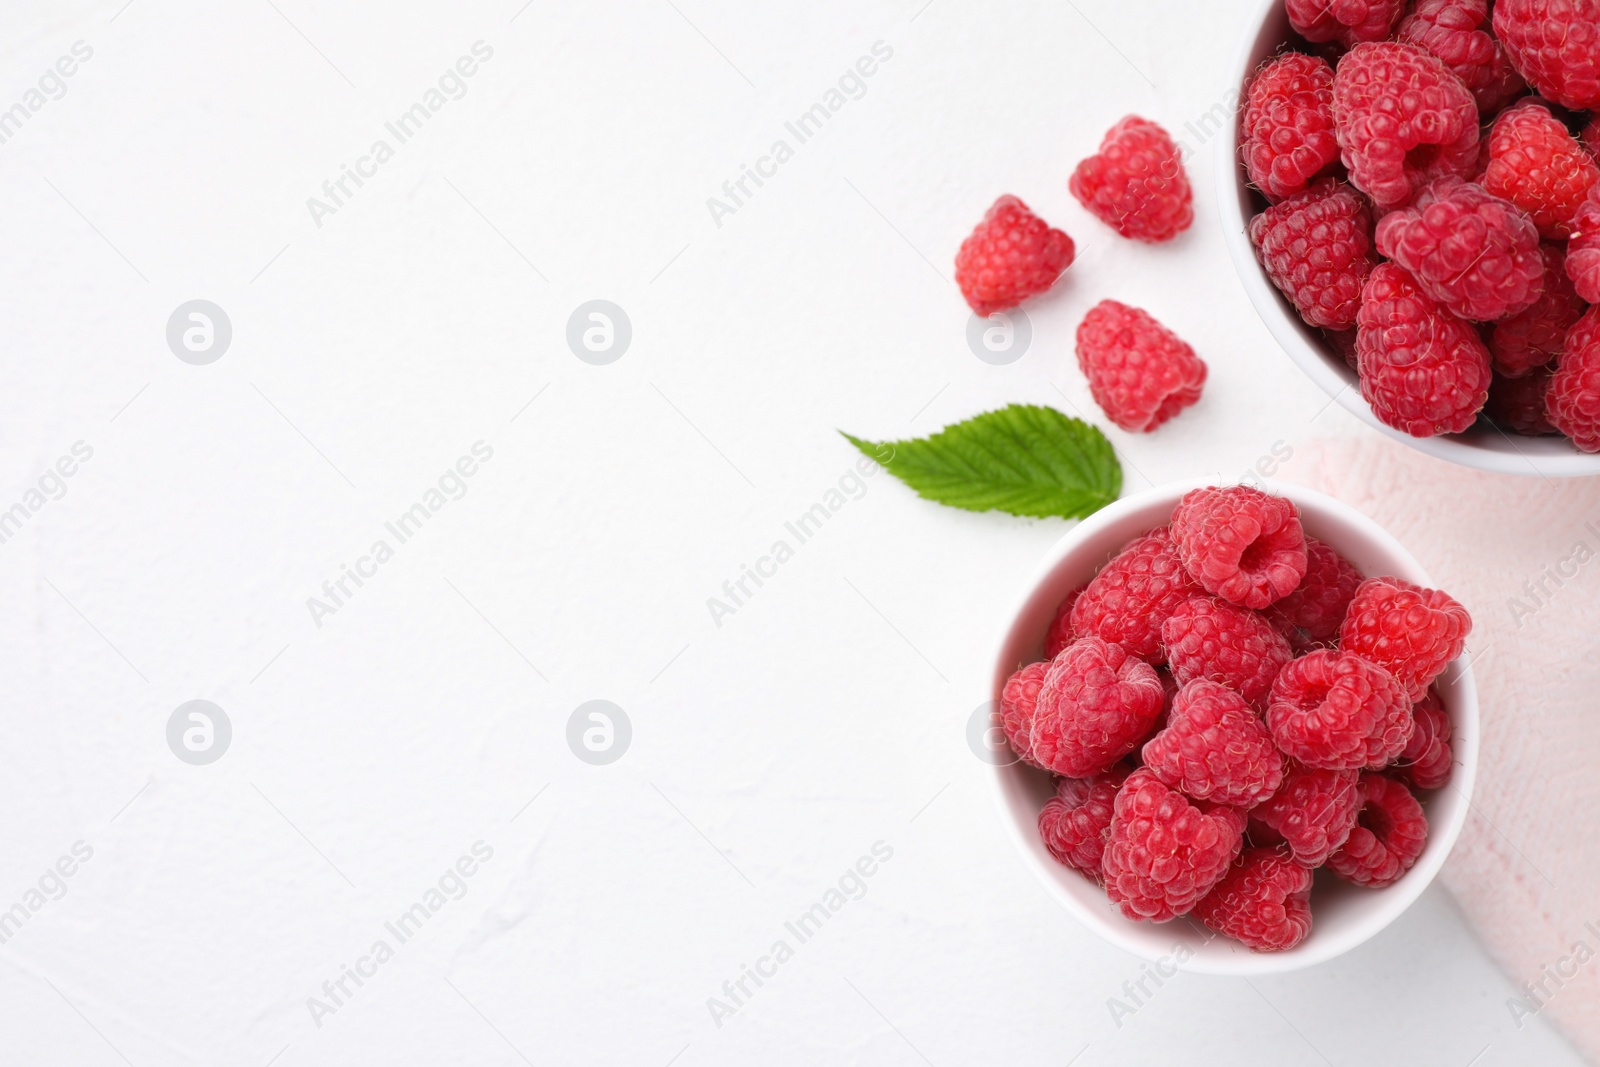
[[1285, 435, 1600, 1059]]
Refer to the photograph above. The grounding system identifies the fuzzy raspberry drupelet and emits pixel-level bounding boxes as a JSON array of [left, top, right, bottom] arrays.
[[1249, 179, 1378, 331], [1398, 0, 1527, 114], [1287, 0, 1404, 47], [1586, 116, 1600, 160], [1486, 368, 1559, 434], [1489, 245, 1585, 377], [1331, 42, 1480, 210], [1493, 0, 1600, 111], [1070, 527, 1202, 662], [1000, 660, 1050, 770], [1375, 179, 1546, 323], [1193, 846, 1315, 952], [1039, 765, 1130, 882], [1069, 116, 1194, 243], [1242, 52, 1341, 203], [1263, 537, 1364, 648], [1102, 768, 1247, 922], [1547, 307, 1600, 451], [1267, 650, 1414, 770], [1567, 185, 1600, 304], [1169, 486, 1308, 610], [954, 195, 1075, 317], [1251, 760, 1363, 867], [1030, 637, 1165, 777], [1328, 774, 1429, 888], [1483, 101, 1600, 240], [1043, 586, 1085, 660], [1075, 300, 1207, 433], [1141, 680, 1285, 808], [1355, 262, 1493, 436], [1161, 597, 1293, 707], [1396, 689, 1454, 791], [1339, 577, 1473, 700]]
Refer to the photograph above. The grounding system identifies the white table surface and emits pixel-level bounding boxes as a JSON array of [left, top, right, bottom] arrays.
[[0, 0, 1584, 1063]]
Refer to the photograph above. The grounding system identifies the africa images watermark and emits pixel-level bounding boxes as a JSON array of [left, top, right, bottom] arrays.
[[0, 40, 94, 147], [0, 440, 95, 547], [1506, 917, 1600, 1030], [1506, 519, 1600, 628], [0, 841, 95, 947]]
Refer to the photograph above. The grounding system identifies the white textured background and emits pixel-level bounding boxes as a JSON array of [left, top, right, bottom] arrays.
[[0, 0, 1585, 1063]]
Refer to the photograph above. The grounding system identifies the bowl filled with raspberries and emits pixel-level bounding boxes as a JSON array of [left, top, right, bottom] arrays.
[[1218, 0, 1600, 474], [988, 482, 1478, 972]]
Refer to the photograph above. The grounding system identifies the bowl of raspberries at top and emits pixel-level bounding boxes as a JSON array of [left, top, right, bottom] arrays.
[[1219, 0, 1600, 474], [988, 482, 1478, 972]]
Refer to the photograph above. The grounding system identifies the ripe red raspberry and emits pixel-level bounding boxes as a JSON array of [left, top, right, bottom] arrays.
[[1488, 245, 1585, 377], [1324, 326, 1360, 369], [1396, 689, 1454, 791], [1029, 637, 1165, 777], [1248, 180, 1378, 331], [1328, 774, 1428, 888], [1486, 368, 1559, 434], [1102, 768, 1247, 922], [1287, 0, 1404, 47], [1161, 597, 1293, 707], [1038, 765, 1129, 881], [1142, 680, 1285, 808], [1567, 185, 1600, 303], [1374, 179, 1546, 322], [1547, 307, 1600, 450], [1355, 263, 1493, 436], [1242, 53, 1341, 202], [1071, 527, 1202, 663], [954, 195, 1075, 316], [1263, 538, 1364, 648], [1585, 115, 1600, 160], [1069, 116, 1193, 243], [1074, 300, 1207, 433], [1169, 486, 1308, 610], [1339, 576, 1473, 700], [1397, 0, 1527, 114], [1251, 760, 1362, 866], [1483, 101, 1600, 239], [1331, 42, 1480, 210], [1193, 846, 1314, 952], [1000, 660, 1050, 769], [1043, 586, 1084, 660], [1267, 650, 1414, 770], [1493, 0, 1600, 111]]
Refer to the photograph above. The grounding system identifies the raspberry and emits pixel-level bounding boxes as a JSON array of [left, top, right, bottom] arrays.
[[1488, 245, 1585, 377], [1331, 42, 1480, 210], [1567, 185, 1600, 303], [1585, 115, 1600, 160], [1397, 0, 1527, 114], [1070, 527, 1202, 662], [1000, 660, 1050, 770], [1324, 326, 1360, 369], [1192, 846, 1314, 952], [1396, 689, 1454, 791], [1486, 368, 1559, 434], [1482, 101, 1600, 239], [1248, 179, 1378, 331], [1169, 486, 1309, 610], [1141, 680, 1285, 808], [1355, 262, 1493, 436], [1547, 307, 1600, 450], [1102, 768, 1247, 922], [1286, 0, 1404, 47], [1043, 586, 1084, 660], [1267, 650, 1414, 770], [1328, 774, 1428, 888], [1038, 765, 1129, 882], [1374, 179, 1546, 322], [1161, 597, 1293, 707], [1242, 52, 1341, 202], [1493, 0, 1600, 111], [954, 195, 1075, 316], [1263, 538, 1364, 648], [1251, 760, 1363, 866], [1029, 637, 1165, 777], [1074, 300, 1207, 432], [1339, 576, 1473, 700], [1069, 116, 1194, 243]]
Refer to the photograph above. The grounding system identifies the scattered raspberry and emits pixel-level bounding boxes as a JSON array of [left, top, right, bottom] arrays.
[[1374, 179, 1546, 322], [1074, 300, 1207, 432], [1248, 179, 1378, 331], [1489, 245, 1585, 377], [1193, 846, 1315, 952], [1287, 0, 1404, 47], [1038, 765, 1130, 882], [1263, 537, 1364, 648], [1251, 760, 1363, 866], [1355, 263, 1493, 436], [1142, 680, 1285, 808], [1169, 486, 1308, 610], [1043, 586, 1085, 660], [1000, 660, 1050, 770], [1546, 307, 1600, 450], [1486, 368, 1559, 434], [1331, 42, 1480, 210], [1069, 116, 1194, 243], [1029, 637, 1165, 777], [1102, 768, 1247, 922], [1493, 0, 1600, 111], [1070, 527, 1202, 662], [1161, 597, 1293, 707], [1397, 0, 1527, 114], [1567, 185, 1600, 303], [1339, 577, 1473, 699], [1328, 774, 1429, 888], [1483, 100, 1600, 239], [1396, 689, 1454, 791], [1242, 52, 1341, 202], [954, 195, 1075, 317], [1267, 650, 1415, 770]]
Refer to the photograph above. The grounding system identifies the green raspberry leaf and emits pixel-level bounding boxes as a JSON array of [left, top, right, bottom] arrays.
[[841, 404, 1122, 520]]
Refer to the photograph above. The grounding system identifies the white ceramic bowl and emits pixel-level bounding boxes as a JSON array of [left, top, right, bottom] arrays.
[[1216, 0, 1600, 477], [987, 481, 1479, 975]]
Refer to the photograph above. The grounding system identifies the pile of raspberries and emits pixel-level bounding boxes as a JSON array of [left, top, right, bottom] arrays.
[[1000, 485, 1470, 952], [1243, 0, 1600, 448]]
